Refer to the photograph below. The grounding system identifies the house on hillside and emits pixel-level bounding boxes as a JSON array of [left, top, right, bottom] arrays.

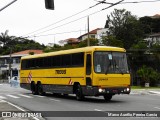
[[144, 33, 160, 46], [78, 28, 108, 45], [59, 28, 109, 46], [143, 14, 160, 46], [150, 14, 160, 19], [59, 38, 80, 46], [0, 50, 43, 81]]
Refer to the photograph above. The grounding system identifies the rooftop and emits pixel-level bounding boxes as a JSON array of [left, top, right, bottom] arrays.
[[12, 50, 43, 55], [150, 14, 160, 18], [78, 28, 102, 38]]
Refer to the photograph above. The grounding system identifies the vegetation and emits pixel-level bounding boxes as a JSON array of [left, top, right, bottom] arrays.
[[0, 30, 45, 55], [137, 65, 160, 87], [131, 86, 160, 89], [139, 16, 160, 34], [105, 9, 144, 49]]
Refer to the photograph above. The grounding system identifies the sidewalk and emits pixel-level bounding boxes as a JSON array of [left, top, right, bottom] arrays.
[[131, 88, 160, 95]]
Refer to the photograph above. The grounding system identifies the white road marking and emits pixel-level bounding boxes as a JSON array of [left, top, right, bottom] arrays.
[[0, 95, 7, 99], [130, 92, 139, 95], [149, 91, 160, 94], [0, 99, 6, 102], [35, 95, 45, 98], [18, 94, 33, 98], [8, 101, 41, 120], [50, 98, 61, 102], [2, 99, 41, 120], [149, 94, 160, 96], [69, 94, 76, 97], [154, 107, 160, 110], [94, 109, 109, 114], [94, 109, 103, 111], [7, 101, 25, 112], [6, 94, 20, 99]]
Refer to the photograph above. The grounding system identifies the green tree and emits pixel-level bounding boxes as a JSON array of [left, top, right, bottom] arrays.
[[0, 30, 15, 47], [106, 9, 144, 49], [102, 35, 124, 47], [140, 16, 160, 34], [78, 38, 98, 47], [139, 17, 153, 34], [137, 65, 160, 87], [0, 31, 45, 55], [151, 42, 160, 55], [130, 40, 148, 54]]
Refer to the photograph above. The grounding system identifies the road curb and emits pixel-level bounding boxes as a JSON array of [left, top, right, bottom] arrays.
[[131, 89, 160, 95], [148, 91, 160, 94]]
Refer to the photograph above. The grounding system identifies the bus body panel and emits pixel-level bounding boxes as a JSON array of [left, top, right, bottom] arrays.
[[20, 46, 131, 99], [93, 74, 130, 87]]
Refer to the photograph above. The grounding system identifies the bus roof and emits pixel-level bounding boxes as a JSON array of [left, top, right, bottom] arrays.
[[21, 46, 126, 60]]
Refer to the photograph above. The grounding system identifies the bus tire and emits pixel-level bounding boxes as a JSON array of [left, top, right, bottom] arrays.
[[31, 82, 38, 95], [103, 94, 112, 101], [76, 84, 84, 101], [37, 82, 45, 96]]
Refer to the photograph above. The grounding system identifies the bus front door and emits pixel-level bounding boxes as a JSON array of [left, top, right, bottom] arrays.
[[86, 54, 92, 87]]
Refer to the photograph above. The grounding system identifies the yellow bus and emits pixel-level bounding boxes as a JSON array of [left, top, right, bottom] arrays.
[[20, 46, 130, 101]]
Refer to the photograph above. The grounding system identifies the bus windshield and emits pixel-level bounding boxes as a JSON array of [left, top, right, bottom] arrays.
[[94, 51, 129, 74]]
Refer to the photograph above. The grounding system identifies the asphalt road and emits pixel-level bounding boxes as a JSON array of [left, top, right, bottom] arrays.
[[0, 83, 160, 120]]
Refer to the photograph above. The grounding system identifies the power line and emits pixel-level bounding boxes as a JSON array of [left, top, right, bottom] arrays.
[[22, 8, 89, 37], [24, 0, 124, 38], [22, 1, 106, 37], [102, 0, 124, 10], [97, 0, 160, 4], [27, 16, 88, 38], [27, 29, 86, 38], [122, 0, 160, 4], [22, 0, 160, 39], [0, 0, 17, 12]]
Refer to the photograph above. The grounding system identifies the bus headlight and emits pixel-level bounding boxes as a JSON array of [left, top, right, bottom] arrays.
[[126, 88, 130, 92], [99, 88, 105, 93]]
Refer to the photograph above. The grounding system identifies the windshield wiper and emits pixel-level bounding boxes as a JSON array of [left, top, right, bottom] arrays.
[[105, 62, 111, 75], [105, 68, 108, 75], [117, 68, 124, 75], [114, 60, 124, 75]]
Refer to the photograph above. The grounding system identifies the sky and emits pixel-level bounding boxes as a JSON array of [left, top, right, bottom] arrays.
[[0, 0, 160, 45]]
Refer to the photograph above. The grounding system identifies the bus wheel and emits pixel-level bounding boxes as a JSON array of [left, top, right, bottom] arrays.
[[76, 84, 84, 101], [37, 82, 45, 96], [31, 82, 38, 95], [103, 94, 112, 101]]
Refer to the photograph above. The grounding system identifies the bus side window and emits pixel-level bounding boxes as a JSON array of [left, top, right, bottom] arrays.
[[86, 54, 91, 75]]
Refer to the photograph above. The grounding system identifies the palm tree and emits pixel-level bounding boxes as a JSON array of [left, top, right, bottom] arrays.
[[0, 30, 14, 47]]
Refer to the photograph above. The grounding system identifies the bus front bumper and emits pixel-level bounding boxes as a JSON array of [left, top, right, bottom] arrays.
[[82, 86, 130, 96]]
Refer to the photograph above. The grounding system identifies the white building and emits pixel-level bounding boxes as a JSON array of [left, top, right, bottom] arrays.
[[144, 33, 160, 47], [0, 50, 43, 81], [78, 28, 108, 42]]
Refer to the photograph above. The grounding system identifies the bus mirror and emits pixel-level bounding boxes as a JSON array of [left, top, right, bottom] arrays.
[[45, 0, 54, 10]]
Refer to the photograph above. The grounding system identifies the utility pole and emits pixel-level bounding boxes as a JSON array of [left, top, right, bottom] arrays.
[[0, 0, 17, 12], [9, 48, 12, 83], [87, 16, 90, 46]]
